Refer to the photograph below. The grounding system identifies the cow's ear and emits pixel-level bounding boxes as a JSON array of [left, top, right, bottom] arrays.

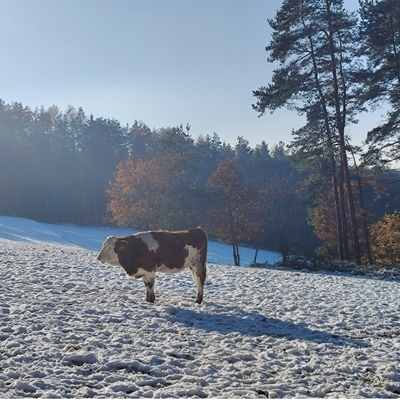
[[115, 239, 128, 253]]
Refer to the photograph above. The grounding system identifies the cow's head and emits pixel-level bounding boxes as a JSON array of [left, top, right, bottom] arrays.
[[97, 236, 128, 266]]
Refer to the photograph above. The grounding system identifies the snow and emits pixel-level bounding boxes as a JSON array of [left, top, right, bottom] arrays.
[[1, 216, 400, 398]]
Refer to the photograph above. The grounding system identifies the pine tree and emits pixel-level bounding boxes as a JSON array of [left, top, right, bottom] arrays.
[[253, 0, 365, 263], [359, 0, 400, 167]]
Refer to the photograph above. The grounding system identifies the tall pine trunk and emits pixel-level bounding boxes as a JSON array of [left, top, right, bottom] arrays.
[[326, 0, 361, 264], [352, 151, 373, 264], [306, 28, 347, 261]]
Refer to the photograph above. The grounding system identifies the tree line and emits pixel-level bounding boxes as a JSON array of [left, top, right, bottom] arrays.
[[0, 100, 310, 257], [0, 98, 398, 266], [0, 102, 128, 226]]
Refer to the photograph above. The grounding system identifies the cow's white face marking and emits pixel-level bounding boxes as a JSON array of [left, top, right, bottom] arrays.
[[98, 236, 121, 267], [139, 232, 159, 252]]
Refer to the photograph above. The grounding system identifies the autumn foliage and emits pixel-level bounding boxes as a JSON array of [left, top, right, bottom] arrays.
[[207, 158, 261, 265], [107, 156, 172, 229], [370, 212, 400, 266]]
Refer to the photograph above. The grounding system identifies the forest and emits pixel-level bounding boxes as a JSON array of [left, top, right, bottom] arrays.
[[0, 0, 399, 267]]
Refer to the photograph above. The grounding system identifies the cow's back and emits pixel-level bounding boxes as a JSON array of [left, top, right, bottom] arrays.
[[150, 227, 207, 269]]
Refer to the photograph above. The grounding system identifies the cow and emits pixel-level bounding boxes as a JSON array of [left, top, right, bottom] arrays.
[[97, 227, 207, 304]]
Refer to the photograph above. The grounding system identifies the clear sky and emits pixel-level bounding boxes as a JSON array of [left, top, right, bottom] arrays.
[[0, 0, 385, 149]]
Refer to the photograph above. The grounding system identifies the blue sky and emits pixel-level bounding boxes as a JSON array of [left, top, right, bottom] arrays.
[[0, 0, 384, 148]]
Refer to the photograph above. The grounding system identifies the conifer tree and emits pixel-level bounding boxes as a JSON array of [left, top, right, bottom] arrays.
[[253, 0, 365, 263], [359, 0, 400, 167]]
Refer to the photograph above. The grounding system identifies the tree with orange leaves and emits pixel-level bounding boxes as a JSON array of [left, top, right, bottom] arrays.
[[370, 212, 400, 266], [107, 156, 172, 229], [207, 158, 261, 266]]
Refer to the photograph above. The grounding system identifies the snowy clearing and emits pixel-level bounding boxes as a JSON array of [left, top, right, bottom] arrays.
[[1, 217, 400, 398]]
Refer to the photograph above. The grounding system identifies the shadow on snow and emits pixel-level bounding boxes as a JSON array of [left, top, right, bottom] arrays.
[[164, 304, 368, 348]]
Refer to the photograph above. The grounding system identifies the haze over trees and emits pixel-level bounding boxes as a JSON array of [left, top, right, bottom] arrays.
[[0, 0, 399, 266]]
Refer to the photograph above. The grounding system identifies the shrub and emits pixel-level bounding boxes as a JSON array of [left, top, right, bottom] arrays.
[[370, 211, 400, 266]]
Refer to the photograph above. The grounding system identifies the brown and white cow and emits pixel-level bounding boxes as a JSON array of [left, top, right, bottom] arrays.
[[97, 227, 207, 304]]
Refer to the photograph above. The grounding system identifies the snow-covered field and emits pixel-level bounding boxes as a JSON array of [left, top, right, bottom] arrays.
[[1, 217, 400, 398]]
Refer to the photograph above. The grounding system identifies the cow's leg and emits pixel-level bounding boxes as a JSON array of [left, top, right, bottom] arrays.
[[142, 273, 155, 303], [190, 264, 206, 304]]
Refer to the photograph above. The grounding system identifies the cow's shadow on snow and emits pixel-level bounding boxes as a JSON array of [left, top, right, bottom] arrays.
[[163, 304, 368, 348]]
